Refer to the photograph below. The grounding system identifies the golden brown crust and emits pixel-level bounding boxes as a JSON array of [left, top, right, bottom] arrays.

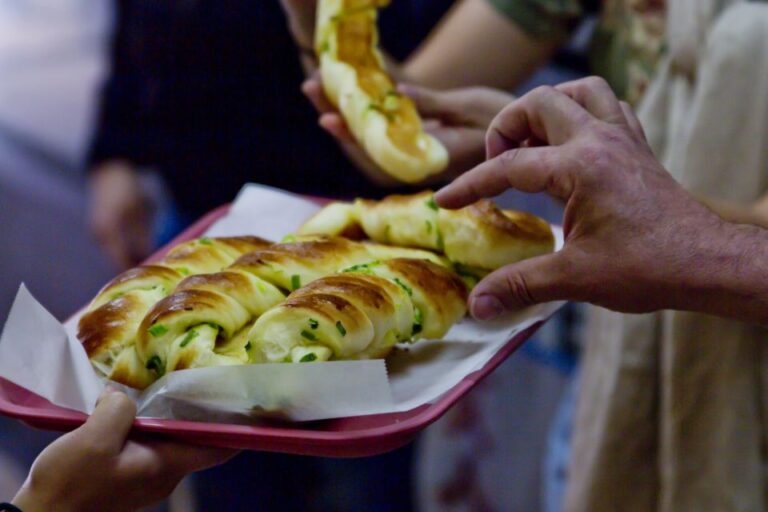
[[80, 235, 275, 388], [235, 237, 360, 265], [438, 201, 554, 269], [141, 289, 224, 329], [214, 236, 273, 255], [298, 203, 366, 239], [232, 236, 374, 291], [297, 275, 394, 314], [176, 271, 251, 296], [384, 258, 468, 304], [99, 265, 181, 295], [89, 265, 182, 311], [108, 347, 156, 389], [471, 200, 553, 242], [79, 294, 145, 358], [282, 293, 369, 333], [296, 192, 553, 270]]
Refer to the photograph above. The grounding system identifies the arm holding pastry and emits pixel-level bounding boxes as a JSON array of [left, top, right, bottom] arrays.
[[303, 77, 513, 186], [281, 0, 567, 185], [281, 0, 562, 89]]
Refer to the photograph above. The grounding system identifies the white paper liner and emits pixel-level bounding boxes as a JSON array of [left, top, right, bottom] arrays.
[[0, 184, 564, 422]]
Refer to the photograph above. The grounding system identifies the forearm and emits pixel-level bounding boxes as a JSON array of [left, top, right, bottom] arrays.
[[674, 220, 768, 324], [12, 487, 57, 512], [299, 0, 558, 89], [402, 0, 560, 89]]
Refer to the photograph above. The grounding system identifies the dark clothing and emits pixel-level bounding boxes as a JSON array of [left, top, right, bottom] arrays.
[[89, 0, 454, 216], [88, 2, 452, 511]]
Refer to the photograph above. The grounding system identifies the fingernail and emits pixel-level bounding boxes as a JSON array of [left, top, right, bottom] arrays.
[[471, 295, 504, 320], [433, 188, 449, 205], [95, 386, 115, 406]]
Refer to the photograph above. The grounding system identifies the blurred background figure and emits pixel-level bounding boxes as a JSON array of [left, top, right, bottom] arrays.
[[0, 0, 116, 502], [569, 2, 768, 511], [280, 1, 768, 511]]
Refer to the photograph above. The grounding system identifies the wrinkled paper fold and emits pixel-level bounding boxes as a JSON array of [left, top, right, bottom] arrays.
[[0, 184, 564, 422]]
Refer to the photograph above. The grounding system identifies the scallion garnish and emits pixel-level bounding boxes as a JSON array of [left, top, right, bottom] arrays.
[[301, 330, 317, 342], [300, 353, 317, 363], [179, 329, 198, 347], [148, 324, 168, 337]]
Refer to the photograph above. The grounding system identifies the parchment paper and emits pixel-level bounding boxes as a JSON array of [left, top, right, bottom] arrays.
[[0, 184, 564, 422]]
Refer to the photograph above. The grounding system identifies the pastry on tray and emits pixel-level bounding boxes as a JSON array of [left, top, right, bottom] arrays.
[[78, 191, 553, 390], [298, 190, 555, 276], [78, 236, 272, 388]]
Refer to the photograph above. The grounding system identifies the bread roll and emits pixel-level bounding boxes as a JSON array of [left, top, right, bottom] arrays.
[[232, 236, 377, 292], [135, 270, 284, 377], [298, 191, 554, 270], [78, 236, 272, 385], [82, 231, 472, 389], [131, 236, 435, 377], [356, 190, 441, 250], [344, 258, 468, 339], [248, 273, 413, 363], [299, 202, 363, 239], [316, 0, 448, 182], [248, 257, 467, 364], [438, 201, 555, 270]]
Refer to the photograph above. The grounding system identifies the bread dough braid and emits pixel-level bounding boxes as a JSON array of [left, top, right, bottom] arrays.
[[316, 0, 448, 182], [78, 236, 271, 388], [248, 257, 467, 364], [133, 236, 445, 385], [298, 191, 555, 273]]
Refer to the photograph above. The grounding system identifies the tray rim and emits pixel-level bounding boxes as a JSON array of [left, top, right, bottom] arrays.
[[0, 199, 553, 457]]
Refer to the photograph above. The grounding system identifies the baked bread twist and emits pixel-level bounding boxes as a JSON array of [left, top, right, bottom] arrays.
[[316, 0, 448, 182], [133, 237, 446, 385], [77, 236, 272, 388], [298, 190, 555, 274], [248, 258, 468, 364]]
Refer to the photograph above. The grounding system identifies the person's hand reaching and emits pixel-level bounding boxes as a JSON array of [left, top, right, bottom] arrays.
[[436, 77, 755, 321], [11, 388, 237, 512], [302, 75, 511, 185]]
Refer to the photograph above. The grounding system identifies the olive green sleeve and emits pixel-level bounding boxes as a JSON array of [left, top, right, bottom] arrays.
[[487, 0, 583, 40]]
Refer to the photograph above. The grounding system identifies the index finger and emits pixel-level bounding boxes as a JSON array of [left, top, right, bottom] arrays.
[[435, 146, 568, 209], [486, 85, 591, 160], [554, 76, 626, 124]]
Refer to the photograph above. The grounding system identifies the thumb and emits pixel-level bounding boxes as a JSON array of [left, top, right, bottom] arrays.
[[468, 253, 569, 319], [77, 388, 137, 453]]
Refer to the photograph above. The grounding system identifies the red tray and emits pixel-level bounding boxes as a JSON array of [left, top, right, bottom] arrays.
[[0, 204, 549, 457]]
